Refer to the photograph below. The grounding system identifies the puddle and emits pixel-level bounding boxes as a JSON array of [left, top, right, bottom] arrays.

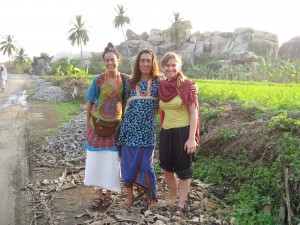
[[4, 90, 28, 110]]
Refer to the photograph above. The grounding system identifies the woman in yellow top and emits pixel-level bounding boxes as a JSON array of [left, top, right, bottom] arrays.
[[158, 52, 200, 221]]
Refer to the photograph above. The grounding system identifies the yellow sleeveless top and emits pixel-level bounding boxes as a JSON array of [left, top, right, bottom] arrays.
[[159, 95, 189, 129]]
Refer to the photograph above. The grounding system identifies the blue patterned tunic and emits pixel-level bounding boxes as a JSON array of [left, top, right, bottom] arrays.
[[118, 78, 160, 147]]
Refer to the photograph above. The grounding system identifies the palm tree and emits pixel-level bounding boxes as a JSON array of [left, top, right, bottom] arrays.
[[113, 4, 131, 58], [0, 34, 18, 72], [13, 47, 30, 64], [165, 12, 192, 50], [13, 47, 31, 73], [68, 15, 89, 60]]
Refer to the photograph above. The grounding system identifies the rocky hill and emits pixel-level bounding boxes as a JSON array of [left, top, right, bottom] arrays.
[[116, 25, 300, 66]]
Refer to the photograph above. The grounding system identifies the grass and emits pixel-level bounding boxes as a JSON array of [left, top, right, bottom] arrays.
[[194, 79, 300, 111], [31, 100, 82, 137], [52, 100, 81, 127], [191, 79, 300, 224]]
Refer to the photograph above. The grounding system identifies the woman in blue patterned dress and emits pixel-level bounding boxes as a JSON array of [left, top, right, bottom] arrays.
[[84, 43, 130, 209], [118, 49, 161, 211]]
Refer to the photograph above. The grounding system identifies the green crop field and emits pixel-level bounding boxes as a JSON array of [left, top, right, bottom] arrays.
[[195, 79, 300, 111]]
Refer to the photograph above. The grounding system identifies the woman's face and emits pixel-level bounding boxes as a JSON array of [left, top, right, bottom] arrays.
[[163, 58, 179, 80], [139, 53, 152, 75], [104, 52, 119, 73]]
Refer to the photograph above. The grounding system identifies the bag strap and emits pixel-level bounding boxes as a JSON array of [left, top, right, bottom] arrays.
[[96, 73, 128, 116], [120, 73, 129, 116]]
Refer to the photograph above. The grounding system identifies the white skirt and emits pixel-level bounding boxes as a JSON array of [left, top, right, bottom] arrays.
[[84, 150, 121, 193], [0, 80, 6, 89]]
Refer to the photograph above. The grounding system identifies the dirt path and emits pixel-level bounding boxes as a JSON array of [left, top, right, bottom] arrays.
[[0, 74, 31, 225]]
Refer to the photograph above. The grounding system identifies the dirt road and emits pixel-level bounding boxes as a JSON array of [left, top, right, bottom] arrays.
[[0, 74, 31, 225]]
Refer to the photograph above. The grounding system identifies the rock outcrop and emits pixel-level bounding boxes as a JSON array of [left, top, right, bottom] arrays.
[[278, 36, 300, 60], [116, 26, 279, 66], [34, 59, 51, 76]]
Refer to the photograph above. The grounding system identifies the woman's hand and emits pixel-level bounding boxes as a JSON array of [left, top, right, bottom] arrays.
[[184, 139, 197, 154], [190, 83, 198, 94]]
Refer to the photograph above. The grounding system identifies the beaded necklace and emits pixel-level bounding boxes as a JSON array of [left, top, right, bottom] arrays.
[[104, 72, 120, 98], [136, 79, 153, 97]]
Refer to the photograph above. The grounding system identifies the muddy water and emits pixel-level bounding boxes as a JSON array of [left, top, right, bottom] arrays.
[[4, 90, 28, 109], [0, 74, 29, 109]]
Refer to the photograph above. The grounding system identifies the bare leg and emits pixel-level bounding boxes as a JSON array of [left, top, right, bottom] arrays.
[[163, 170, 178, 200], [170, 178, 191, 221], [95, 188, 104, 200], [122, 185, 134, 209], [177, 178, 191, 208], [148, 198, 157, 211]]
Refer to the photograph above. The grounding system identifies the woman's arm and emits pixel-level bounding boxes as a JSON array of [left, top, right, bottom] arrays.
[[184, 103, 198, 154], [85, 101, 93, 134]]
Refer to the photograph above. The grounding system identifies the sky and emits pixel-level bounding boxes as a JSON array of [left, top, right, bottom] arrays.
[[1, 0, 299, 62]]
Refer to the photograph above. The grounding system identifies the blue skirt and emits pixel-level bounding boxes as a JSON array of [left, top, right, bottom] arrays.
[[121, 145, 157, 200]]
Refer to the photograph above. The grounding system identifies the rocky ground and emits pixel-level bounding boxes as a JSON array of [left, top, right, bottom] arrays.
[[23, 77, 231, 225]]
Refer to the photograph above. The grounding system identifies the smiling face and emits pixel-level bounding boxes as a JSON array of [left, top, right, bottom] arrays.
[[139, 53, 152, 76], [104, 52, 119, 73], [162, 58, 180, 80]]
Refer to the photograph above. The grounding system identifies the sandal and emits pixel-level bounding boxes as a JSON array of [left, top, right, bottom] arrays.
[[102, 196, 113, 207], [171, 206, 184, 221], [91, 198, 103, 210]]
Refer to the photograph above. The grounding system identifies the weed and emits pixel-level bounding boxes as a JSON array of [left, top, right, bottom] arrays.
[[214, 128, 237, 143], [201, 103, 226, 121], [267, 113, 300, 133], [52, 100, 82, 126]]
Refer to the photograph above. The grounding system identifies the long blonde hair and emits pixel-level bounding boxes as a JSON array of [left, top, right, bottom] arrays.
[[160, 52, 185, 86]]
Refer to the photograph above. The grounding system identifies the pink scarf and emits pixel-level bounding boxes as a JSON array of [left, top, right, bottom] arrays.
[[159, 76, 200, 143]]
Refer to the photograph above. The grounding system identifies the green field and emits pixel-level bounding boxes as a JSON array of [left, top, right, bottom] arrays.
[[195, 79, 300, 111]]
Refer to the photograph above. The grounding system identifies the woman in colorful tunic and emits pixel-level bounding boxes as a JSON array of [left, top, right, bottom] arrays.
[[118, 49, 161, 211], [158, 52, 200, 221], [84, 43, 129, 209]]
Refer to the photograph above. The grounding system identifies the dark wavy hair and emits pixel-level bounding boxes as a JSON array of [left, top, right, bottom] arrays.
[[129, 49, 160, 89], [102, 42, 122, 64]]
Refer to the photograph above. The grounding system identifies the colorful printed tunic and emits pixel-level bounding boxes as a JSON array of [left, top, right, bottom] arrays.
[[84, 73, 127, 151], [118, 78, 160, 147]]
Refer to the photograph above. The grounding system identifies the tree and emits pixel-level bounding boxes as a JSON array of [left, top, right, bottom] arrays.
[[0, 34, 18, 72], [113, 4, 131, 57], [13, 47, 32, 74], [165, 12, 192, 50], [68, 15, 89, 60], [13, 47, 30, 64]]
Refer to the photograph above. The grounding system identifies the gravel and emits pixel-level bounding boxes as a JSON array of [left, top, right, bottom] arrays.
[[29, 76, 86, 166]]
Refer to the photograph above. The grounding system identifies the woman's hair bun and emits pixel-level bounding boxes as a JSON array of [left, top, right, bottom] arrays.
[[107, 42, 114, 49]]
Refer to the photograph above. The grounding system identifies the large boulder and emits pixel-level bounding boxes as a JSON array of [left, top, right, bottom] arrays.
[[278, 36, 300, 60], [116, 26, 282, 66], [126, 29, 140, 41], [34, 59, 51, 76], [77, 60, 91, 70]]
